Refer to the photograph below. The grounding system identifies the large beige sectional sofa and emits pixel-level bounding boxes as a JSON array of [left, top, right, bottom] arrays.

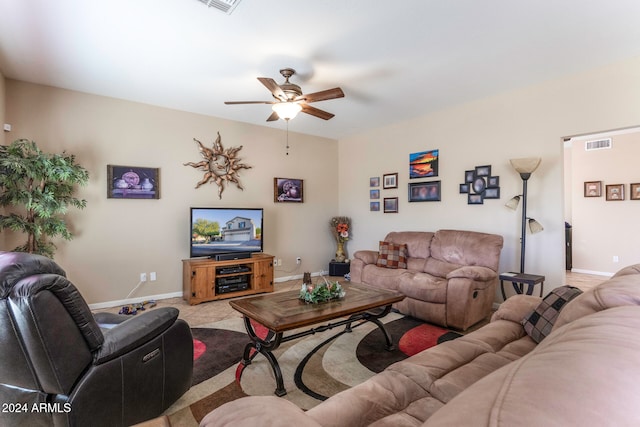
[[202, 264, 640, 427], [350, 230, 504, 330]]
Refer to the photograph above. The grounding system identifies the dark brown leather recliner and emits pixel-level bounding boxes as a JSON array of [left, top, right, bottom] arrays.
[[0, 251, 193, 426]]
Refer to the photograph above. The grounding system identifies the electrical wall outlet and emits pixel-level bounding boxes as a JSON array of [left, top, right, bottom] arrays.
[[296, 257, 301, 264], [150, 272, 157, 281], [140, 273, 147, 282], [613, 256, 619, 263]]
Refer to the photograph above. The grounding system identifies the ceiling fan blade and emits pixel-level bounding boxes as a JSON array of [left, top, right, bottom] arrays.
[[257, 77, 287, 101], [296, 87, 344, 103], [224, 100, 276, 105], [300, 103, 335, 120], [266, 111, 279, 122]]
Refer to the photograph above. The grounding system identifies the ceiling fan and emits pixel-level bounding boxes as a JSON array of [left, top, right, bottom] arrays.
[[224, 68, 344, 121]]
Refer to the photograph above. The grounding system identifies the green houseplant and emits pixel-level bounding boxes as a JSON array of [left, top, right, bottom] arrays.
[[0, 139, 89, 257]]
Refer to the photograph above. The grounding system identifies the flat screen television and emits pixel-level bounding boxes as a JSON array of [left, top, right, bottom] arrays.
[[190, 207, 263, 259]]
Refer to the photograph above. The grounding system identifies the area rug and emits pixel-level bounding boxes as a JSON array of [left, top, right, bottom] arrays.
[[166, 313, 461, 426]]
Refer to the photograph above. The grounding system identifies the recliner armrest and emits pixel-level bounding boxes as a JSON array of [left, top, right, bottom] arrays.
[[94, 307, 179, 364], [446, 265, 497, 283], [353, 250, 378, 265]]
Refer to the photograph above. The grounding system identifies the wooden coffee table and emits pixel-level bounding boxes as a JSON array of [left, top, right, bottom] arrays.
[[229, 282, 405, 396]]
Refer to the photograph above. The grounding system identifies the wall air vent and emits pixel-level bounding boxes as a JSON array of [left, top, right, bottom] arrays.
[[196, 0, 241, 14], [585, 138, 612, 151]]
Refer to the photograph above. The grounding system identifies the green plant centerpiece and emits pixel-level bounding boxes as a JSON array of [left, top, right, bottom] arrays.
[[0, 139, 89, 257], [299, 275, 346, 304]]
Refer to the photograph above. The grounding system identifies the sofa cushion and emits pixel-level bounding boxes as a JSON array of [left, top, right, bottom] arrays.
[[424, 306, 640, 427], [376, 241, 408, 269], [384, 231, 434, 259], [521, 285, 582, 343], [428, 229, 503, 272], [553, 269, 640, 331]]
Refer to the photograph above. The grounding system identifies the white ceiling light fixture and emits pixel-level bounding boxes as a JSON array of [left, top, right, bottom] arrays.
[[272, 102, 302, 121], [195, 0, 242, 14]]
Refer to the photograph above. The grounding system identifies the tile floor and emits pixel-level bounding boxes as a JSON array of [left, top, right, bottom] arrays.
[[94, 272, 607, 328]]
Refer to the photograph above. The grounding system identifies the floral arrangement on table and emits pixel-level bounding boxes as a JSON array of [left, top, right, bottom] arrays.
[[299, 276, 346, 304], [330, 216, 351, 262]]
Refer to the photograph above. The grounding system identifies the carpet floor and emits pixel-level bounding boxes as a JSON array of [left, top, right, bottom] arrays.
[[165, 312, 461, 426]]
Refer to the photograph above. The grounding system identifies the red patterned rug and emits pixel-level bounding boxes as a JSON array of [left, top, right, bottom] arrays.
[[167, 313, 461, 426]]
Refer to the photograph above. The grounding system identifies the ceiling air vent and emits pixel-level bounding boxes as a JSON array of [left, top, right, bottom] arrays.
[[585, 138, 612, 151], [196, 0, 241, 14]]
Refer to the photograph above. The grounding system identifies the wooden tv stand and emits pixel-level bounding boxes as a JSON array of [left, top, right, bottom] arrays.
[[182, 253, 274, 305]]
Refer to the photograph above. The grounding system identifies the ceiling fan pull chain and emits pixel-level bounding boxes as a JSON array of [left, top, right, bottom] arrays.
[[286, 120, 290, 155]]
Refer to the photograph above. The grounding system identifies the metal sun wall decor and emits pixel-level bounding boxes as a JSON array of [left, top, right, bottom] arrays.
[[183, 132, 251, 199], [459, 165, 500, 204]]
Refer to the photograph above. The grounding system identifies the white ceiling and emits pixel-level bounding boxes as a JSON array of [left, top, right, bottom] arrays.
[[1, 0, 640, 140]]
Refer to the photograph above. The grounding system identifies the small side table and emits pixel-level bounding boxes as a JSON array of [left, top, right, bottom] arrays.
[[329, 261, 350, 276], [500, 272, 545, 300]]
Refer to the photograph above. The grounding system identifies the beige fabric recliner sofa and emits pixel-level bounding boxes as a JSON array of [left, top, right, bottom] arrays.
[[350, 230, 504, 330], [201, 264, 640, 427]]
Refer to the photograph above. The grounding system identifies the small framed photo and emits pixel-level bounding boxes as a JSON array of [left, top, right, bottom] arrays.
[[370, 176, 380, 187], [465, 170, 474, 183], [274, 177, 303, 203], [370, 189, 380, 199], [383, 173, 398, 189], [488, 176, 500, 188], [383, 197, 399, 213], [468, 193, 484, 205], [370, 201, 380, 211], [630, 183, 640, 200], [484, 187, 500, 199], [584, 181, 602, 197], [459, 183, 469, 194], [408, 181, 441, 202], [605, 184, 625, 201], [475, 165, 491, 177], [107, 165, 159, 199]]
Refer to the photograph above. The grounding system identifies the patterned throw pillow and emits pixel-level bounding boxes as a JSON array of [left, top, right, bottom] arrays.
[[522, 285, 583, 343], [376, 241, 408, 269]]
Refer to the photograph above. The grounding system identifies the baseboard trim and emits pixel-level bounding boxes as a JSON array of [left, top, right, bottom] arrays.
[[570, 268, 614, 277], [275, 270, 330, 283], [88, 291, 183, 310], [89, 271, 333, 310]]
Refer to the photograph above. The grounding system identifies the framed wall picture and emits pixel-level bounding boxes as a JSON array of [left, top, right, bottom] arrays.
[[631, 183, 640, 200], [370, 176, 380, 187], [370, 189, 380, 199], [107, 165, 159, 199], [475, 165, 491, 177], [584, 181, 602, 197], [409, 149, 439, 178], [274, 177, 303, 202], [484, 187, 500, 199], [370, 201, 380, 211], [383, 197, 398, 213], [383, 173, 398, 189], [468, 194, 483, 205], [605, 184, 625, 201], [408, 181, 441, 202]]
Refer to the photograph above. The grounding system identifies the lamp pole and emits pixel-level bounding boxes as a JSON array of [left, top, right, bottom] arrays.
[[519, 172, 531, 273]]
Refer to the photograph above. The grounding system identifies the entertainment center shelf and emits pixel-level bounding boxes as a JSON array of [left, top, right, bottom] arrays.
[[182, 253, 274, 305]]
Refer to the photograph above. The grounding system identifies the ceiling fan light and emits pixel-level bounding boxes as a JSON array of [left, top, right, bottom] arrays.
[[272, 102, 302, 120]]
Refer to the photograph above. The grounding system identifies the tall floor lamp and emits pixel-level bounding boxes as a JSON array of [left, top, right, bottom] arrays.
[[505, 157, 543, 273]]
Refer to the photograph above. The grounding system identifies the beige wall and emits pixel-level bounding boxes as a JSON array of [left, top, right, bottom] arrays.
[[339, 55, 640, 297], [4, 80, 338, 305], [4, 55, 640, 305], [0, 70, 5, 144], [569, 130, 640, 274], [0, 71, 5, 250]]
